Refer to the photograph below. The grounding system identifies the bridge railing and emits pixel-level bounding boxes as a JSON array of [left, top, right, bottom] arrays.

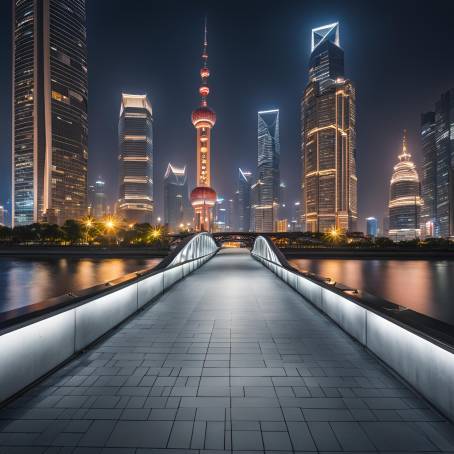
[[252, 235, 454, 422], [0, 232, 218, 405]]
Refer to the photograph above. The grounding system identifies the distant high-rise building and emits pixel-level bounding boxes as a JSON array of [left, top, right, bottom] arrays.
[[279, 181, 288, 220], [290, 201, 302, 231], [92, 179, 107, 218], [275, 219, 288, 233], [420, 111, 437, 238], [253, 109, 280, 232], [118, 94, 154, 224], [12, 0, 88, 226], [190, 21, 217, 232], [237, 168, 252, 232], [382, 215, 389, 237], [301, 22, 357, 233], [226, 198, 236, 231], [164, 163, 189, 232], [213, 197, 228, 232], [250, 180, 264, 232], [366, 217, 378, 237], [420, 90, 454, 238], [388, 131, 421, 241]]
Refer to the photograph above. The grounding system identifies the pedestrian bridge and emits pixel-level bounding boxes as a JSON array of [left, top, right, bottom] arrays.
[[0, 233, 453, 452]]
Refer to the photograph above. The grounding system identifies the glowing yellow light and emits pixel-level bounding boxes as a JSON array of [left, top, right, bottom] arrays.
[[105, 219, 115, 230]]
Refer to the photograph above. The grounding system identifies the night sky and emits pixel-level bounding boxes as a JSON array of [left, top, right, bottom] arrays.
[[1, 0, 454, 230]]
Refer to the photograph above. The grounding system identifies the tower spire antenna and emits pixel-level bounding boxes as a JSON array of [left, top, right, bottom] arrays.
[[202, 16, 208, 63], [399, 128, 410, 160]]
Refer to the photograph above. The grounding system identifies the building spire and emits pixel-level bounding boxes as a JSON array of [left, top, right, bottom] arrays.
[[399, 129, 411, 161], [199, 17, 210, 107], [203, 16, 208, 61]]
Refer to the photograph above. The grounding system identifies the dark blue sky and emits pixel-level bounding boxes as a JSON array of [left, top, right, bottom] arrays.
[[1, 0, 454, 229]]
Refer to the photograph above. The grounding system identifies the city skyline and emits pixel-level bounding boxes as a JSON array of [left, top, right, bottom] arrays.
[[1, 1, 454, 231]]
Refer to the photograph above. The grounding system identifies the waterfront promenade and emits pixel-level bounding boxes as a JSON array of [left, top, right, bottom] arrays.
[[0, 249, 453, 452]]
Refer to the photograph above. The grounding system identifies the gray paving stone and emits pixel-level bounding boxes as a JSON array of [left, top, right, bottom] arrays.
[[106, 421, 172, 448], [232, 430, 263, 450], [262, 431, 292, 450], [167, 421, 194, 448], [330, 421, 375, 451]]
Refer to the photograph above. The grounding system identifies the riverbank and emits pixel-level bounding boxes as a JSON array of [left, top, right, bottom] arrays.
[[0, 246, 169, 258], [282, 247, 454, 259]]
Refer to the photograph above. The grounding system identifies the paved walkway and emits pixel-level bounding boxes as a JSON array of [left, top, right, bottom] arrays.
[[1, 249, 453, 453]]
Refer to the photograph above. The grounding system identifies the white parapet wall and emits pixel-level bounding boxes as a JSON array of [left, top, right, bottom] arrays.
[[252, 235, 454, 422], [0, 233, 218, 404]]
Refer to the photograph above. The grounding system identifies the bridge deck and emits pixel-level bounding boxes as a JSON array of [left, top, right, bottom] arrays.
[[1, 249, 453, 453]]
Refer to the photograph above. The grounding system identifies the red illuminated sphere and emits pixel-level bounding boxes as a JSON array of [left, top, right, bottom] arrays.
[[191, 106, 216, 127], [200, 67, 210, 78], [199, 85, 210, 97], [190, 186, 217, 206]]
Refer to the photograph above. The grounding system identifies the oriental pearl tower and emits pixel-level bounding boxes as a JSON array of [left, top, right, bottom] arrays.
[[190, 20, 217, 232]]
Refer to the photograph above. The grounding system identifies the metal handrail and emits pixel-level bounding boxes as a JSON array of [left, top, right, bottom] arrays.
[[251, 235, 454, 353], [0, 233, 219, 333]]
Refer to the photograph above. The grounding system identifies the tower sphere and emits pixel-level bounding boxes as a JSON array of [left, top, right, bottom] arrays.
[[191, 106, 216, 127], [190, 186, 217, 206], [199, 85, 210, 97], [200, 67, 210, 78]]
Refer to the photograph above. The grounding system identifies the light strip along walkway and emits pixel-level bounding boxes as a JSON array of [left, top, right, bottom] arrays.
[[0, 248, 453, 453]]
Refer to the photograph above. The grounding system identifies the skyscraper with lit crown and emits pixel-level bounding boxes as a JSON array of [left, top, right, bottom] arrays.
[[190, 21, 217, 232], [164, 163, 189, 232], [118, 94, 153, 224], [301, 23, 357, 233], [254, 109, 280, 232], [388, 131, 421, 241]]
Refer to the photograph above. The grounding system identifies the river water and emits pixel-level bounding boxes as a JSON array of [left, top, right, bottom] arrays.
[[289, 258, 454, 326], [0, 257, 161, 315]]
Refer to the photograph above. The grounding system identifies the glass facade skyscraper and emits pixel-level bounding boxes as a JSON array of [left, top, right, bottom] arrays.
[[434, 90, 454, 238], [420, 111, 437, 237], [366, 217, 378, 237], [388, 132, 421, 241], [253, 109, 280, 232], [237, 168, 252, 232], [301, 22, 357, 233], [118, 94, 154, 224], [164, 163, 189, 232], [12, 0, 88, 226], [88, 178, 107, 219], [419, 90, 454, 238]]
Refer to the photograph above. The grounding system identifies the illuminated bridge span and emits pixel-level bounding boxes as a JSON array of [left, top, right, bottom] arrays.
[[0, 234, 453, 452]]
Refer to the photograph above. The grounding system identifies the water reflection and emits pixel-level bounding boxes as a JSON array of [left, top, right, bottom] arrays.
[[0, 257, 161, 313], [289, 258, 454, 325]]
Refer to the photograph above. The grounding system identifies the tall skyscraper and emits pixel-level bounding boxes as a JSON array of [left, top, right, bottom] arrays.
[[190, 21, 217, 232], [12, 0, 88, 226], [253, 109, 280, 232], [237, 168, 252, 232], [419, 91, 454, 238], [89, 178, 107, 218], [434, 90, 454, 238], [420, 111, 437, 237], [213, 197, 227, 232], [118, 94, 153, 224], [388, 131, 421, 241], [301, 23, 357, 233], [164, 163, 189, 232], [366, 217, 378, 237], [279, 181, 288, 220]]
